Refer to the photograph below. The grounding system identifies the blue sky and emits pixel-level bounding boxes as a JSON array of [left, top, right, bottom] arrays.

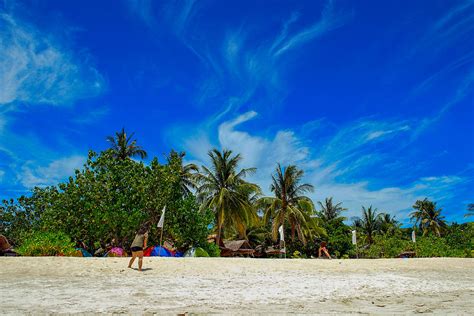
[[1, 0, 473, 224]]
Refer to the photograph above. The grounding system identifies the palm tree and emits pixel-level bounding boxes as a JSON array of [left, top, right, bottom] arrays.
[[378, 213, 400, 236], [167, 151, 199, 196], [410, 198, 446, 236], [195, 149, 261, 245], [465, 203, 474, 218], [354, 206, 381, 244], [260, 164, 315, 244], [106, 128, 147, 160], [318, 197, 347, 222]]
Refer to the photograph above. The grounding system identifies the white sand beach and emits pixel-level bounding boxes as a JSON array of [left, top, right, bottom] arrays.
[[1, 257, 473, 314]]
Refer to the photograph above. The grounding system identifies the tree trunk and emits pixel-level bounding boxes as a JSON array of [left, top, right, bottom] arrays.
[[216, 224, 223, 247], [291, 222, 296, 241], [216, 210, 223, 247]]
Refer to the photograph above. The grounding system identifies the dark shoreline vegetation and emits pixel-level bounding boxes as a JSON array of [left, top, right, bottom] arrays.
[[1, 129, 473, 258]]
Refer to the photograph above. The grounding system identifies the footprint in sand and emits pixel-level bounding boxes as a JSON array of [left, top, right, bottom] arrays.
[[415, 308, 433, 313], [133, 291, 149, 297]]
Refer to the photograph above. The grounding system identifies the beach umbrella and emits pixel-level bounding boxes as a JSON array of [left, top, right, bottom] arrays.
[[351, 230, 357, 245], [411, 230, 416, 243]]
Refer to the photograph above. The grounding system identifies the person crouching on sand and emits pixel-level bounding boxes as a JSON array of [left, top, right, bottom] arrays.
[[318, 241, 332, 259], [128, 224, 149, 271]]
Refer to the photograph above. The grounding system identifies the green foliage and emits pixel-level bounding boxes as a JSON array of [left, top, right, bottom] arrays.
[[354, 206, 381, 244], [415, 235, 465, 257], [106, 128, 147, 160], [166, 196, 214, 251], [1, 197, 39, 246], [365, 235, 412, 258], [444, 223, 473, 256], [196, 149, 261, 244], [2, 131, 472, 260], [291, 250, 303, 258], [410, 198, 446, 236], [5, 150, 206, 253], [261, 164, 317, 245], [317, 197, 346, 222], [203, 242, 221, 257], [323, 218, 353, 258], [17, 231, 75, 256], [195, 247, 209, 257], [361, 227, 473, 258]]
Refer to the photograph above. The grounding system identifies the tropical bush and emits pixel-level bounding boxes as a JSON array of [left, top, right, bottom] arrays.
[[194, 247, 209, 257], [17, 231, 75, 256], [2, 129, 472, 259], [167, 196, 214, 251], [364, 235, 412, 258], [203, 242, 221, 257], [416, 235, 469, 258]]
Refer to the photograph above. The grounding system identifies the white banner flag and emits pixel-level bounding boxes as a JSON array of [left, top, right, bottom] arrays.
[[157, 206, 166, 228], [352, 230, 357, 245], [411, 230, 416, 243], [278, 225, 285, 242]]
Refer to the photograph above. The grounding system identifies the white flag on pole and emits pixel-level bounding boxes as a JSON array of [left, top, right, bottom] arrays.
[[157, 206, 166, 228], [278, 225, 285, 242], [352, 230, 357, 245], [411, 230, 416, 243]]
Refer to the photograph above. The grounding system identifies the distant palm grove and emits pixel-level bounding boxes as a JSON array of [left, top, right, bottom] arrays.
[[1, 129, 473, 258]]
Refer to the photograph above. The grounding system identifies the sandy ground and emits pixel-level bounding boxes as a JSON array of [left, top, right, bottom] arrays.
[[1, 257, 473, 315]]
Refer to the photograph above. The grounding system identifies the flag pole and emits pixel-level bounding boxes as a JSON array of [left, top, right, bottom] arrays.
[[159, 226, 164, 257], [412, 229, 416, 258], [157, 206, 166, 257]]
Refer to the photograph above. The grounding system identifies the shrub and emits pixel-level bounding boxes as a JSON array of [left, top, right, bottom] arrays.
[[365, 235, 412, 258], [203, 242, 221, 257], [195, 247, 209, 257], [291, 250, 303, 258], [416, 235, 467, 257], [17, 231, 76, 256]]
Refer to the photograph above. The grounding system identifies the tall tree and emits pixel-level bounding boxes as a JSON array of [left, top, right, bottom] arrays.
[[354, 206, 381, 244], [260, 164, 316, 244], [465, 203, 474, 218], [195, 149, 260, 245], [410, 198, 446, 236], [167, 151, 199, 196], [318, 197, 347, 222], [106, 128, 147, 160], [378, 213, 400, 236]]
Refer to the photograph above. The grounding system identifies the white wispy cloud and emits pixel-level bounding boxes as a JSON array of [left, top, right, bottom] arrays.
[[272, 0, 352, 57], [72, 106, 110, 125], [408, 0, 474, 59], [411, 69, 474, 140], [0, 9, 106, 193], [19, 155, 85, 188], [124, 0, 155, 27], [0, 111, 6, 133], [409, 51, 474, 99], [218, 111, 309, 171], [430, 1, 474, 42], [0, 13, 104, 106], [182, 111, 470, 223], [132, 0, 352, 121]]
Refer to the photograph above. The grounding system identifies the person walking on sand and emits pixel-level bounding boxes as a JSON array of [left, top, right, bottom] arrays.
[[128, 224, 149, 271], [318, 241, 332, 259]]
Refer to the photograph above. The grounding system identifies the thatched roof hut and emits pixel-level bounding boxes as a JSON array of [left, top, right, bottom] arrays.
[[220, 240, 255, 257]]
